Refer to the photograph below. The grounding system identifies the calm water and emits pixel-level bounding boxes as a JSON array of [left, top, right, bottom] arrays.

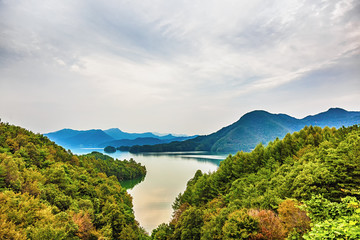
[[70, 148, 228, 233]]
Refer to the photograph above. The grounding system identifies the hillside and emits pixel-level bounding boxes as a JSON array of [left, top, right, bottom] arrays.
[[129, 108, 360, 153], [151, 125, 360, 239], [0, 121, 149, 239]]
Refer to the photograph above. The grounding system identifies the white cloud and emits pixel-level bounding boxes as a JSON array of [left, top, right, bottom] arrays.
[[0, 0, 359, 134]]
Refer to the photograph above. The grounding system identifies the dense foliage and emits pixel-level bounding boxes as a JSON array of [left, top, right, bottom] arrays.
[[0, 121, 149, 239], [2, 119, 359, 239], [79, 151, 146, 182], [303, 195, 360, 239], [152, 125, 360, 239]]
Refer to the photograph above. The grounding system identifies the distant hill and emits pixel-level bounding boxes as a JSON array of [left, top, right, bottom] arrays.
[[99, 136, 196, 148], [302, 107, 360, 127], [45, 128, 196, 148], [103, 128, 161, 140], [128, 108, 360, 154], [45, 129, 115, 148], [103, 128, 188, 141], [101, 137, 165, 148]]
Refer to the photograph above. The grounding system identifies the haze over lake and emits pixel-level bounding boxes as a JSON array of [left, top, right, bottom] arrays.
[[70, 148, 228, 232]]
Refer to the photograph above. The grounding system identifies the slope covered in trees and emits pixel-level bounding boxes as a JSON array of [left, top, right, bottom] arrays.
[[0, 121, 149, 239], [152, 125, 360, 239], [129, 108, 360, 153]]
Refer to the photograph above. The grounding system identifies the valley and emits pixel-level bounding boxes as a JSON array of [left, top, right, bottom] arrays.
[[1, 108, 359, 239]]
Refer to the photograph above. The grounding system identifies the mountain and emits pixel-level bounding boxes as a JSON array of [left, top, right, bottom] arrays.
[[103, 128, 185, 140], [45, 128, 196, 148], [45, 129, 115, 148], [208, 110, 301, 153], [302, 107, 360, 128], [128, 108, 360, 154], [100, 137, 166, 148], [99, 136, 196, 148], [45, 128, 80, 139], [103, 128, 159, 140]]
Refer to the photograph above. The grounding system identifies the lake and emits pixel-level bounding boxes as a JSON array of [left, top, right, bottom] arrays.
[[70, 148, 228, 233]]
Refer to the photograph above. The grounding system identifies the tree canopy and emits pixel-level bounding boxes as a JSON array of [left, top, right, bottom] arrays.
[[0, 121, 149, 239], [2, 120, 359, 239], [152, 125, 360, 239]]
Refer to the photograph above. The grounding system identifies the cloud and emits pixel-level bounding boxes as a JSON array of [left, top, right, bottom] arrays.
[[0, 0, 359, 134]]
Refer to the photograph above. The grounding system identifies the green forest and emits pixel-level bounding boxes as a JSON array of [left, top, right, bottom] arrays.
[[0, 121, 148, 239], [151, 125, 360, 239], [1, 120, 359, 239]]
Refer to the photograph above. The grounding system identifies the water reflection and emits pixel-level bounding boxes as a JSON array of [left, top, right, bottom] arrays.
[[125, 153, 224, 233], [120, 176, 145, 190], [69, 148, 227, 233]]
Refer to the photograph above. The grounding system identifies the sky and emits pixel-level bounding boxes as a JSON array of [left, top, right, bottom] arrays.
[[0, 0, 359, 135]]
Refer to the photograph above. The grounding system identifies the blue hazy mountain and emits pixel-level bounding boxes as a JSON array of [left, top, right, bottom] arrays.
[[302, 107, 360, 128], [98, 136, 196, 148], [45, 128, 196, 149], [128, 108, 360, 154], [45, 129, 115, 148], [104, 128, 159, 140]]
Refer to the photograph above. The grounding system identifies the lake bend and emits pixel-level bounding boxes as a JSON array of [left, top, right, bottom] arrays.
[[70, 148, 228, 233]]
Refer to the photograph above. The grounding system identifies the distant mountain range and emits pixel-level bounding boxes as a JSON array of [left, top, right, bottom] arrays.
[[44, 128, 196, 149], [128, 108, 360, 154], [98, 136, 196, 148], [103, 128, 178, 140]]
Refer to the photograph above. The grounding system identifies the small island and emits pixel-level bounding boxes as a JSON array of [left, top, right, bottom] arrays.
[[104, 145, 116, 153]]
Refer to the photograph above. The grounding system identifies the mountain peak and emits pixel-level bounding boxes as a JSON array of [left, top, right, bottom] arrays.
[[240, 110, 272, 119], [247, 110, 271, 115], [304, 107, 349, 119], [327, 107, 347, 113], [104, 128, 123, 132], [238, 110, 292, 124]]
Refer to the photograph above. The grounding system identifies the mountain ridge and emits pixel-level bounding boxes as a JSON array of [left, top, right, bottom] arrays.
[[98, 136, 197, 148], [45, 127, 196, 149], [128, 108, 360, 154]]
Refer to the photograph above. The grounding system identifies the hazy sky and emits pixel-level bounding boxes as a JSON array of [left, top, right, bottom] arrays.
[[1, 0, 359, 135]]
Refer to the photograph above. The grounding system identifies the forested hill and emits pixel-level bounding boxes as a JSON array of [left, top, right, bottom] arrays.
[[152, 125, 360, 239], [129, 108, 360, 153], [0, 121, 149, 239]]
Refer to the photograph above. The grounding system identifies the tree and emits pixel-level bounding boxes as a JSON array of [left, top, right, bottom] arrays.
[[222, 209, 258, 240], [173, 207, 204, 240]]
